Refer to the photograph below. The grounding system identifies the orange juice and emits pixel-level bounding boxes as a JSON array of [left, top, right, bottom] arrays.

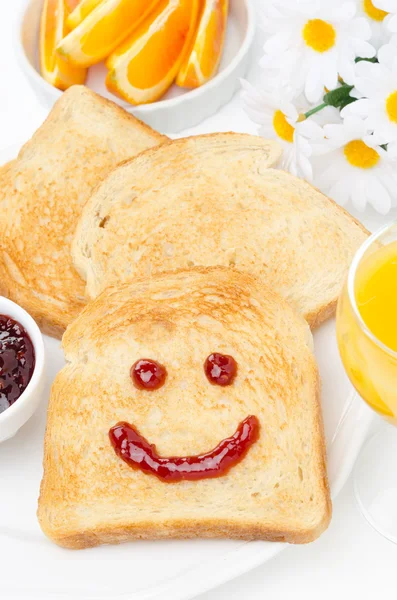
[[337, 240, 397, 424], [355, 241, 397, 353]]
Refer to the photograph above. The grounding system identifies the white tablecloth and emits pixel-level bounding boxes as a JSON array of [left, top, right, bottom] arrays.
[[2, 2, 397, 598]]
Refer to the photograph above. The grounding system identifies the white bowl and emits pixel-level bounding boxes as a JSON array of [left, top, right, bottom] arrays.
[[15, 0, 255, 134], [0, 297, 46, 443]]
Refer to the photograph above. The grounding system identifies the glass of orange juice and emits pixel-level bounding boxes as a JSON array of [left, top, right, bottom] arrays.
[[337, 220, 397, 542]]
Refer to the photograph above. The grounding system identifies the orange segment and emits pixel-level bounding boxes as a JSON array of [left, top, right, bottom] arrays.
[[40, 0, 87, 91], [57, 0, 161, 67], [177, 0, 228, 88], [106, 0, 200, 105], [67, 0, 104, 29], [65, 0, 81, 10]]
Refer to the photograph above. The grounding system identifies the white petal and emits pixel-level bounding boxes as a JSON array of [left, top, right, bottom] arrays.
[[363, 133, 380, 148], [341, 98, 370, 118], [388, 14, 397, 33], [338, 59, 356, 87], [296, 145, 313, 181], [353, 76, 377, 98], [305, 68, 325, 103], [373, 0, 395, 11], [317, 157, 346, 188], [296, 119, 324, 139], [368, 177, 392, 214], [323, 123, 347, 144], [313, 105, 342, 126], [351, 177, 368, 212], [328, 178, 351, 206], [344, 115, 368, 138], [378, 43, 397, 68], [349, 17, 372, 40], [260, 54, 285, 70], [352, 40, 376, 59], [387, 141, 397, 157], [322, 55, 339, 90], [263, 31, 292, 54], [330, 1, 356, 22], [378, 168, 397, 205]]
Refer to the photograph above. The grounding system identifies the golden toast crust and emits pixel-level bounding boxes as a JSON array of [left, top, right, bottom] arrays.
[[72, 134, 368, 328], [0, 85, 166, 337], [38, 267, 331, 548]]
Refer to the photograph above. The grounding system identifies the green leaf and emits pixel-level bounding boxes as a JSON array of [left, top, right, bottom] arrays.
[[323, 84, 354, 109], [339, 95, 356, 110], [355, 56, 378, 64]]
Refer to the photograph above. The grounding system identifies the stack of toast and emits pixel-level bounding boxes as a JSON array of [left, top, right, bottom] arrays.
[[0, 86, 368, 549]]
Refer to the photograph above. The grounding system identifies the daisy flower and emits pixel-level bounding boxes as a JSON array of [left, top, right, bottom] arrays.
[[344, 41, 397, 151], [372, 0, 397, 33], [314, 116, 397, 214], [260, 0, 375, 103], [356, 0, 392, 48], [241, 80, 323, 181]]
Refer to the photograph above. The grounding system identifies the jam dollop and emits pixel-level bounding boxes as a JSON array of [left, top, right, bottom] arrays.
[[131, 359, 167, 391], [0, 315, 35, 415], [204, 353, 237, 386], [109, 415, 259, 482]]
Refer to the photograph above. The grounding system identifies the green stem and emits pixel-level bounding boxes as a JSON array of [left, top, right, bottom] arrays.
[[304, 103, 327, 118]]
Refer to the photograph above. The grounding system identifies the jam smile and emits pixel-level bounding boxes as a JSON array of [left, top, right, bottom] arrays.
[[109, 415, 260, 482], [109, 354, 259, 481]]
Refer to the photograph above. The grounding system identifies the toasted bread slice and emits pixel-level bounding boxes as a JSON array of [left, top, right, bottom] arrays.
[[0, 85, 166, 337], [38, 267, 331, 549], [72, 134, 368, 329]]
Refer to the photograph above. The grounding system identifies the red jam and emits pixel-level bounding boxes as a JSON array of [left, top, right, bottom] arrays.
[[131, 359, 167, 391], [109, 415, 259, 482], [0, 315, 35, 415], [204, 353, 237, 386]]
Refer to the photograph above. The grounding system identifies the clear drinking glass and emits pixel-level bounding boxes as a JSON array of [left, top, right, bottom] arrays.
[[336, 221, 397, 543]]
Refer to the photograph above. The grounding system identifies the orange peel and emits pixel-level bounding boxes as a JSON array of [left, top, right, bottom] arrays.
[[177, 0, 228, 88], [40, 0, 87, 91], [66, 0, 105, 30]]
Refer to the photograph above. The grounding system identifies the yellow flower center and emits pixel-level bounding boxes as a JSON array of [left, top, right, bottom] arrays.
[[344, 140, 380, 169], [386, 91, 397, 123], [302, 19, 336, 52], [273, 110, 294, 143], [363, 0, 388, 21]]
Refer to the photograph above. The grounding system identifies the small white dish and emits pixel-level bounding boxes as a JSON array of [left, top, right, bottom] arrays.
[[0, 296, 45, 443], [15, 0, 256, 134]]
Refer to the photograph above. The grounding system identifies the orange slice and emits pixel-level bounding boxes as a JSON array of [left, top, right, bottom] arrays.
[[57, 0, 161, 68], [67, 0, 104, 30], [106, 0, 200, 105], [65, 0, 81, 10], [40, 0, 87, 91], [177, 0, 228, 88]]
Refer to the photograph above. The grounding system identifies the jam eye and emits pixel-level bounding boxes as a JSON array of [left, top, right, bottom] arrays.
[[131, 359, 167, 391], [204, 353, 237, 386]]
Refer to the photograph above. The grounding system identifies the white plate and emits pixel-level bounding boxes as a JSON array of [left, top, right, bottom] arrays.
[[0, 144, 373, 599], [15, 0, 255, 134]]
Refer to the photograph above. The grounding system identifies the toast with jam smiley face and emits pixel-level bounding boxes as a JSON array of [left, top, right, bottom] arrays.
[[38, 267, 331, 549]]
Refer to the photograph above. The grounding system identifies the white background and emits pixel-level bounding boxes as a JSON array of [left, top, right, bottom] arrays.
[[1, 1, 397, 598]]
